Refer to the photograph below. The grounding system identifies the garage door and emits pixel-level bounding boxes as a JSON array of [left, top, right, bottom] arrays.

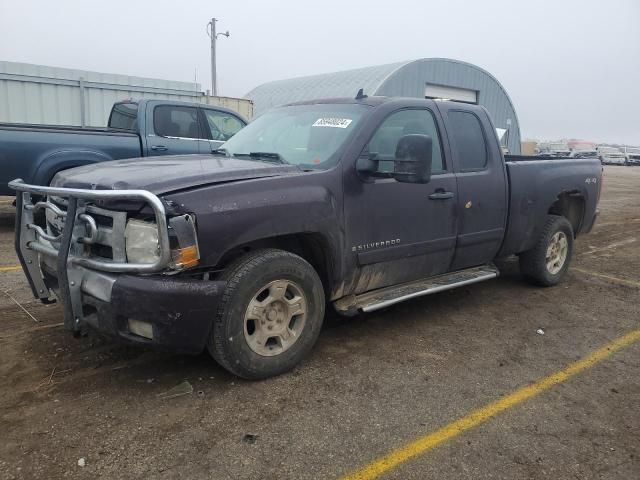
[[425, 83, 478, 104]]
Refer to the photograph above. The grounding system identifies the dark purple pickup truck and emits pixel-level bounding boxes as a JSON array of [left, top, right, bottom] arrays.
[[11, 95, 601, 379]]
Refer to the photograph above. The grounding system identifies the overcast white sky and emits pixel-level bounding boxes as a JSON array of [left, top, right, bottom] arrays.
[[1, 0, 638, 144]]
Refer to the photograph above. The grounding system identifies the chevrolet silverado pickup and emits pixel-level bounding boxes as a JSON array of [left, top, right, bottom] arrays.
[[0, 99, 246, 195], [11, 95, 602, 379]]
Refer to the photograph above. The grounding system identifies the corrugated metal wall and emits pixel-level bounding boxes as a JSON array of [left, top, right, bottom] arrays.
[[203, 95, 254, 120], [245, 58, 521, 154], [0, 61, 253, 126], [376, 59, 521, 154], [245, 62, 406, 114]]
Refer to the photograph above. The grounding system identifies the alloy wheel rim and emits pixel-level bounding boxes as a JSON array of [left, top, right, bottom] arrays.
[[243, 279, 308, 356], [545, 231, 568, 275]]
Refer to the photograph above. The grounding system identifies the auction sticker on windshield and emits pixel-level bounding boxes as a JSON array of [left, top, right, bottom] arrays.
[[312, 118, 353, 128]]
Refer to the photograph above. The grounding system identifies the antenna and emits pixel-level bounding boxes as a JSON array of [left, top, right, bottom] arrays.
[[355, 88, 368, 100]]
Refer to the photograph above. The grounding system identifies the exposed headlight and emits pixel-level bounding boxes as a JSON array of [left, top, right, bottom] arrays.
[[124, 215, 200, 269], [124, 219, 160, 264]]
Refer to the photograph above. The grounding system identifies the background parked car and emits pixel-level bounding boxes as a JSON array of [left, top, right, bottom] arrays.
[[0, 99, 247, 196], [570, 149, 599, 159], [568, 140, 596, 150], [597, 146, 626, 165], [537, 142, 571, 157], [619, 146, 640, 165]]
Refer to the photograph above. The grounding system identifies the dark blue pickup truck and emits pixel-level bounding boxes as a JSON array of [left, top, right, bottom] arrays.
[[0, 99, 246, 196], [11, 95, 601, 379]]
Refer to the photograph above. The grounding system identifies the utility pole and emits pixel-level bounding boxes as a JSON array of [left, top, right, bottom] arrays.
[[207, 18, 230, 97]]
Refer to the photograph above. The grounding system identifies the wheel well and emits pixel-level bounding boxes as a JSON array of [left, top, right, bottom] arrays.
[[47, 167, 76, 186], [217, 234, 332, 296], [548, 193, 584, 236]]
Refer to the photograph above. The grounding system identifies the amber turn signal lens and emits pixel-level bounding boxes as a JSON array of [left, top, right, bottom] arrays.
[[171, 245, 200, 268]]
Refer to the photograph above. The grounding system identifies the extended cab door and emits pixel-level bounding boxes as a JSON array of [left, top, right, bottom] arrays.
[[343, 107, 458, 294], [144, 102, 204, 156], [437, 103, 508, 270], [199, 107, 247, 153]]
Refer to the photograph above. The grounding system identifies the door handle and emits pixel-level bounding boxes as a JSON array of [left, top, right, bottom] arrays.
[[151, 145, 168, 151], [428, 190, 454, 200]]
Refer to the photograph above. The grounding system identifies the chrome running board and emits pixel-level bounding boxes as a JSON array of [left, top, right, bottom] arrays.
[[334, 264, 499, 314]]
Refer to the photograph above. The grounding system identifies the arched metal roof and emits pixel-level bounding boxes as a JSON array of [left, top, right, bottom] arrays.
[[245, 58, 521, 154], [245, 61, 408, 113]]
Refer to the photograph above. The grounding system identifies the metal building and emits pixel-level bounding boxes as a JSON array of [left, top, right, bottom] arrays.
[[246, 58, 521, 154], [0, 61, 253, 126]]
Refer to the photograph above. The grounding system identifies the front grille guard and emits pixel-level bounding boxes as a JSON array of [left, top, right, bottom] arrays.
[[10, 179, 171, 332]]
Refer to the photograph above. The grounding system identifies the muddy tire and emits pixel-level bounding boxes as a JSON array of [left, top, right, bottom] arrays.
[[208, 249, 325, 379], [520, 215, 574, 287]]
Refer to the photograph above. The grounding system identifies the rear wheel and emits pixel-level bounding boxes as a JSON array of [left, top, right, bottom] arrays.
[[519, 215, 574, 287], [208, 249, 325, 379]]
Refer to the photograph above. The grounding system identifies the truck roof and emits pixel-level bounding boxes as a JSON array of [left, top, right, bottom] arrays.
[[282, 95, 483, 112], [112, 98, 245, 118], [285, 95, 430, 107]]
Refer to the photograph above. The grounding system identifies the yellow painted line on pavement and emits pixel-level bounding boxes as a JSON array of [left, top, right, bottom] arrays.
[[340, 329, 640, 480], [0, 265, 22, 272], [573, 267, 640, 288]]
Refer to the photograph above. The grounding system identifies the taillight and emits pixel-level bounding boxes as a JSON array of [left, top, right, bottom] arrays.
[[598, 168, 603, 203]]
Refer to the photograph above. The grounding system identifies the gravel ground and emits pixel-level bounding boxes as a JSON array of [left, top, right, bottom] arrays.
[[0, 166, 638, 480]]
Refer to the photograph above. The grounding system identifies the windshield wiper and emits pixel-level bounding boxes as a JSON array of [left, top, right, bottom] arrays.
[[234, 152, 288, 164], [211, 148, 231, 157]]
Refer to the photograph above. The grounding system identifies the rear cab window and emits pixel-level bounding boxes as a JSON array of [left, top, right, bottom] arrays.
[[153, 105, 201, 139], [447, 111, 488, 171], [108, 103, 138, 131]]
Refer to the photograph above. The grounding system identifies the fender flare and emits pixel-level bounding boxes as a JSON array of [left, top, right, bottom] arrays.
[[32, 149, 114, 186]]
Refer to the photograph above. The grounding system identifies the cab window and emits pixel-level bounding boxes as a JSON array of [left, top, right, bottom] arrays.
[[108, 102, 138, 131], [447, 111, 488, 171], [202, 109, 246, 141], [153, 105, 201, 139], [366, 109, 444, 174]]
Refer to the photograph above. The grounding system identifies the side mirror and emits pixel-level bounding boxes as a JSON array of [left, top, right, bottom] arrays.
[[393, 134, 432, 184], [356, 152, 379, 178]]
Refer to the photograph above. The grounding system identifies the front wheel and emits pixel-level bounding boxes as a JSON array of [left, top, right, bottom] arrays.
[[519, 215, 574, 287], [208, 249, 325, 379]]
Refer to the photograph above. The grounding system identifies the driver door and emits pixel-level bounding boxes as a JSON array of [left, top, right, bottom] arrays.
[[343, 108, 458, 294], [147, 104, 204, 155]]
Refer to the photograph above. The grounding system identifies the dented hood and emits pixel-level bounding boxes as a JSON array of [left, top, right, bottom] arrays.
[[50, 155, 302, 194]]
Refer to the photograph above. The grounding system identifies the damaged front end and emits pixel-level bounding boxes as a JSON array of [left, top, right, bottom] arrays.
[[10, 179, 223, 353]]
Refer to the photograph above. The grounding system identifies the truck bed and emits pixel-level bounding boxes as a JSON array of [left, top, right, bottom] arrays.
[[0, 123, 141, 195], [505, 155, 574, 161], [0, 122, 135, 135], [499, 158, 601, 257]]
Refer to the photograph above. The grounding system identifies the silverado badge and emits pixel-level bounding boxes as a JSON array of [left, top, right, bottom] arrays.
[[352, 239, 401, 252]]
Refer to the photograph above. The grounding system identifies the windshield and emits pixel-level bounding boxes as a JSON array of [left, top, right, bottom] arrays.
[[627, 148, 640, 154], [220, 104, 369, 169], [599, 147, 620, 154]]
